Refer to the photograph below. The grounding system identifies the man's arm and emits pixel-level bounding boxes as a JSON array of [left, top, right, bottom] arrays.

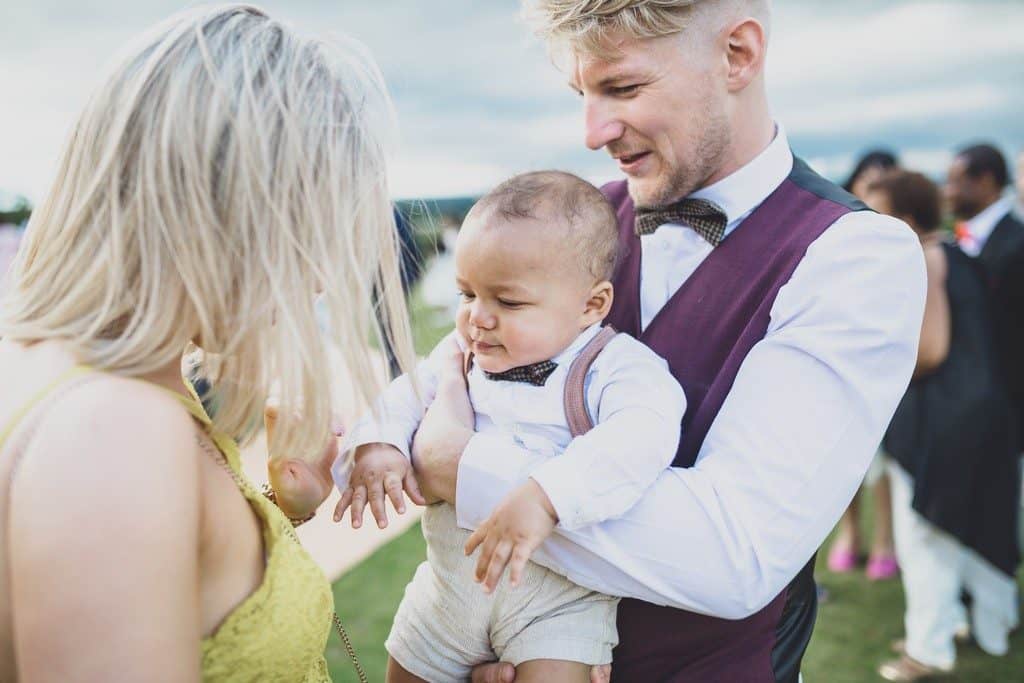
[[444, 212, 926, 618]]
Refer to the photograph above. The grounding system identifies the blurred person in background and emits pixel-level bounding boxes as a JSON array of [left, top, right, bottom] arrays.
[[826, 148, 902, 581], [0, 5, 414, 680], [867, 170, 1019, 681], [946, 144, 1024, 576], [1015, 150, 1024, 220]]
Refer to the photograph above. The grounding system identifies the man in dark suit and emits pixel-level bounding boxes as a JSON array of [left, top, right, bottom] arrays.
[[946, 144, 1024, 448]]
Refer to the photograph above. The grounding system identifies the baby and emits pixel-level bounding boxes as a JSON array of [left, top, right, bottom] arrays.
[[333, 171, 686, 682]]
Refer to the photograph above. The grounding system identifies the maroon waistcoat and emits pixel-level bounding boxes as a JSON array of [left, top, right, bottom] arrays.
[[603, 158, 867, 682]]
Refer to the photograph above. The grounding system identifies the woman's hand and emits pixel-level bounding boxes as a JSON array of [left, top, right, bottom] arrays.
[[265, 403, 343, 520]]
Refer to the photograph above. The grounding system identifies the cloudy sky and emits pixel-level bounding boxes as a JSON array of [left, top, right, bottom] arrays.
[[1, 0, 1022, 204]]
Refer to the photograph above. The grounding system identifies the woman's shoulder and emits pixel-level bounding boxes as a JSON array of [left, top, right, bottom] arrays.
[[18, 372, 201, 510]]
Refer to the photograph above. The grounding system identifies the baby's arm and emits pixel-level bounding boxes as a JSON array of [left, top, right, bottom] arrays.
[[333, 333, 463, 527], [465, 338, 687, 591]]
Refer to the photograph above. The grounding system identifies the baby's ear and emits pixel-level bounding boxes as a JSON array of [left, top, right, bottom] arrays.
[[584, 280, 614, 321]]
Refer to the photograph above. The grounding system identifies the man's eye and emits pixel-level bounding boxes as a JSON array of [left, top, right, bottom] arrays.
[[610, 84, 639, 96], [459, 291, 475, 301], [497, 299, 525, 308]]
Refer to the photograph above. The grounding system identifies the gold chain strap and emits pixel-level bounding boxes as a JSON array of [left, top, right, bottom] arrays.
[[194, 432, 369, 683]]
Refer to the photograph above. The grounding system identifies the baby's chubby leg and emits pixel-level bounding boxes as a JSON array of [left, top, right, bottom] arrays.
[[515, 659, 592, 682]]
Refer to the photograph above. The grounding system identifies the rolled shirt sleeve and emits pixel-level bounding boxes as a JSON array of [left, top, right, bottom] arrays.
[[455, 212, 927, 617]]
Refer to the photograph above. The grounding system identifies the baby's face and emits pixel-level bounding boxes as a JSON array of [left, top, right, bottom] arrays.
[[454, 216, 595, 373]]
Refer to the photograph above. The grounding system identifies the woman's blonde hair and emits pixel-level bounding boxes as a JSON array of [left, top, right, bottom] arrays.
[[0, 4, 413, 460]]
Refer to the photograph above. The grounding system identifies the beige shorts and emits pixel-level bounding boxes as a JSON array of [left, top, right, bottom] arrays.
[[385, 503, 619, 682]]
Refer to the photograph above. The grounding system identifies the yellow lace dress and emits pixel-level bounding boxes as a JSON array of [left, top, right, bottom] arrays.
[[2, 367, 334, 682]]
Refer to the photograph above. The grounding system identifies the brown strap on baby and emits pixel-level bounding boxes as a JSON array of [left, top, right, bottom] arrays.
[[461, 326, 618, 438], [564, 326, 618, 437]]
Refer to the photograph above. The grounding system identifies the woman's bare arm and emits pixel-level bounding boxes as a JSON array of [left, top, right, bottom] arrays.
[[913, 240, 951, 377], [9, 378, 202, 682]]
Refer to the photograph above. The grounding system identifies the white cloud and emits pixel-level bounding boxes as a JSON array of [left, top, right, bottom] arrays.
[[782, 82, 1010, 135]]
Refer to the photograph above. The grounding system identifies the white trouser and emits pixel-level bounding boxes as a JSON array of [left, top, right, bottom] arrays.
[[888, 461, 1019, 668]]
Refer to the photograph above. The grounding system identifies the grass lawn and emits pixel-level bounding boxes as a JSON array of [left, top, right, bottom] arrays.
[[327, 292, 1024, 681], [327, 497, 1023, 682]]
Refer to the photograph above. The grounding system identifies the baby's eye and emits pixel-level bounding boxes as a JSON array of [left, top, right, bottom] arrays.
[[610, 84, 640, 97]]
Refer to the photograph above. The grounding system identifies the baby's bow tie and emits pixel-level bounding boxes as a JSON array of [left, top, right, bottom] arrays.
[[484, 360, 558, 387]]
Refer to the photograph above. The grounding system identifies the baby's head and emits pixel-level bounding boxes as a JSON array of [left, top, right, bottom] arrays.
[[455, 170, 619, 373]]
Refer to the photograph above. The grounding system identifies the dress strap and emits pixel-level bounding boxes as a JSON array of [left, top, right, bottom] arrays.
[[0, 365, 93, 448]]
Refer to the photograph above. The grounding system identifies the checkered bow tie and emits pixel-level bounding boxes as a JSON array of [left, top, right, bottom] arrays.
[[634, 197, 729, 246], [484, 360, 558, 387]]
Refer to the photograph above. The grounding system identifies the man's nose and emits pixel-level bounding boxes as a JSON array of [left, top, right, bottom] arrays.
[[584, 97, 625, 151]]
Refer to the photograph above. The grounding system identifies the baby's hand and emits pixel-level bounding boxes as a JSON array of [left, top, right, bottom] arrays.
[[333, 443, 425, 529], [463, 479, 558, 593]]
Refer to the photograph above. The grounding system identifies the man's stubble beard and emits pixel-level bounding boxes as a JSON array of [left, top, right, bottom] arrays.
[[630, 105, 731, 210]]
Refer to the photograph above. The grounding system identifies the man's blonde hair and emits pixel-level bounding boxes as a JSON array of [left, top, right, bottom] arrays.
[[524, 0, 768, 57], [525, 0, 700, 55], [0, 4, 413, 460]]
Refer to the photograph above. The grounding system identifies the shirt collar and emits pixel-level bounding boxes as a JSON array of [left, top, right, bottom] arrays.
[[688, 123, 793, 239], [552, 323, 602, 367], [966, 195, 1015, 248]]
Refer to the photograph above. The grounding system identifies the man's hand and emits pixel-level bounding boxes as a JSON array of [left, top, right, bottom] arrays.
[[411, 338, 475, 503], [333, 442, 426, 528], [464, 479, 558, 593], [265, 403, 341, 520], [469, 662, 611, 682]]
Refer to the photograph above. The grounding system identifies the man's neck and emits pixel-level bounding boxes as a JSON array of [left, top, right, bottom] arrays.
[[702, 108, 775, 190]]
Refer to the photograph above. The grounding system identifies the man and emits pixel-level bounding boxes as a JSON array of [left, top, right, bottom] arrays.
[[946, 144, 1024, 446], [1015, 150, 1024, 220], [375, 2, 926, 680]]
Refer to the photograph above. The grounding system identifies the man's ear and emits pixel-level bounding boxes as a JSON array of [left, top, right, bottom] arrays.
[[724, 17, 767, 92], [582, 280, 614, 325]]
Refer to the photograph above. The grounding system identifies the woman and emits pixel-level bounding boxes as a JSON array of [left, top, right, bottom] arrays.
[[827, 148, 902, 580], [0, 5, 413, 680], [866, 171, 1019, 680]]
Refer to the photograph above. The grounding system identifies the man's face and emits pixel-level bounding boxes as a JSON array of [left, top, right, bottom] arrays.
[[944, 156, 989, 220], [570, 33, 730, 208]]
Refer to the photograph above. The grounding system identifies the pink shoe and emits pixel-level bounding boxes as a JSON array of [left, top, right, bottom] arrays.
[[827, 547, 858, 573], [867, 554, 899, 581]]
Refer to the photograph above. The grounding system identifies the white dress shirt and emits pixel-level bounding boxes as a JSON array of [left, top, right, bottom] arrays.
[[958, 195, 1016, 257], [335, 324, 688, 531], [454, 125, 928, 619]]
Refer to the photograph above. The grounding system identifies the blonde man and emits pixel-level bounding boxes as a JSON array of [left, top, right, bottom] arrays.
[[406, 2, 928, 682]]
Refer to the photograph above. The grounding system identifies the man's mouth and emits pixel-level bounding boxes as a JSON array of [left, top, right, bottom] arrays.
[[615, 151, 651, 173]]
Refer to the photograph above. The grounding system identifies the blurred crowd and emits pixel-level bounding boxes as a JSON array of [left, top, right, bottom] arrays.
[[824, 143, 1024, 680]]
